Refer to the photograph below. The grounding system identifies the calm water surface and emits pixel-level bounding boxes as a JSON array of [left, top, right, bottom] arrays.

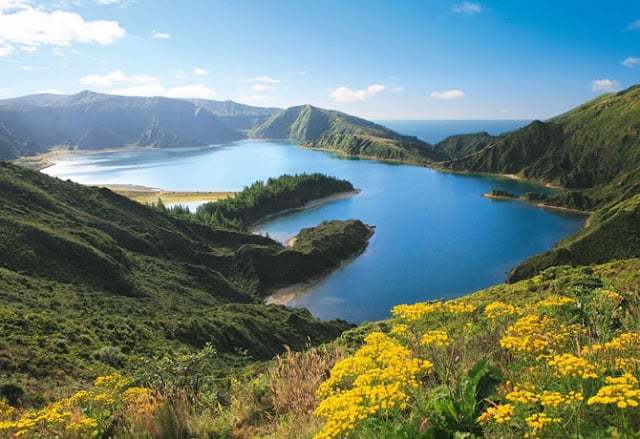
[[44, 122, 584, 323]]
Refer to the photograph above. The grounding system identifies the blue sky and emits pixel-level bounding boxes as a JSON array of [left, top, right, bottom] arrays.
[[0, 0, 639, 119]]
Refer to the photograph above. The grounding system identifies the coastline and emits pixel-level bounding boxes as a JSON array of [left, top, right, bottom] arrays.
[[482, 192, 592, 216]]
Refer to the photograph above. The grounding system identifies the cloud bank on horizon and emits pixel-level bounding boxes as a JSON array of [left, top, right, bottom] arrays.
[[0, 0, 638, 119]]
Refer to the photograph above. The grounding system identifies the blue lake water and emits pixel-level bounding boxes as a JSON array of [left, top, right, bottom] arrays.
[[43, 121, 584, 323]]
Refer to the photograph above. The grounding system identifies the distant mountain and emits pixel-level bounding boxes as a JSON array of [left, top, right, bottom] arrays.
[[187, 98, 279, 131], [251, 105, 444, 163], [445, 85, 640, 207], [433, 131, 497, 160], [0, 91, 280, 158]]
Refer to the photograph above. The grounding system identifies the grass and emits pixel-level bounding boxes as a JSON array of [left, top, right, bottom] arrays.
[[0, 163, 376, 402], [4, 259, 638, 438]]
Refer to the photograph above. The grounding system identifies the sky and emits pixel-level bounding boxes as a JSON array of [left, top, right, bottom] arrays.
[[0, 0, 639, 119]]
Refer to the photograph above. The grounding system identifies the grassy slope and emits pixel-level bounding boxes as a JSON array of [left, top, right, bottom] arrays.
[[251, 105, 444, 164], [0, 163, 376, 401], [182, 258, 640, 438], [509, 194, 640, 282], [433, 131, 497, 159]]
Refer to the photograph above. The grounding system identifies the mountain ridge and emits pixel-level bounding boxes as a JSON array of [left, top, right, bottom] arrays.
[[251, 104, 445, 163]]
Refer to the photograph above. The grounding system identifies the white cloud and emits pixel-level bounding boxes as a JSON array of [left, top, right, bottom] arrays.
[[329, 84, 386, 102], [0, 4, 126, 55], [243, 75, 280, 84], [38, 88, 63, 94], [110, 82, 165, 97], [193, 67, 208, 76], [430, 89, 465, 99], [628, 20, 640, 31], [0, 45, 12, 56], [170, 69, 184, 79], [452, 2, 482, 15], [235, 94, 277, 104], [622, 57, 640, 68], [591, 79, 621, 92], [390, 86, 405, 92], [0, 0, 29, 12], [80, 69, 157, 88], [251, 83, 274, 92], [165, 84, 216, 99], [288, 70, 306, 76], [151, 30, 170, 40]]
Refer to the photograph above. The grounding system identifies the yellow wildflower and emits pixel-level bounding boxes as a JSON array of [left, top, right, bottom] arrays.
[[390, 324, 409, 337], [587, 374, 640, 409], [484, 301, 518, 322], [499, 315, 579, 356], [477, 403, 514, 424], [420, 330, 449, 347], [535, 295, 574, 308], [525, 412, 560, 436], [315, 332, 431, 439], [539, 390, 583, 408], [391, 300, 476, 322], [506, 386, 538, 404], [548, 353, 599, 379]]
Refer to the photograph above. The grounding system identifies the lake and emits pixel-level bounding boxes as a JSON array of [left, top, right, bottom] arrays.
[[43, 120, 585, 323]]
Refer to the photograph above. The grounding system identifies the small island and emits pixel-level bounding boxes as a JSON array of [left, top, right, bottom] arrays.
[[482, 189, 518, 200]]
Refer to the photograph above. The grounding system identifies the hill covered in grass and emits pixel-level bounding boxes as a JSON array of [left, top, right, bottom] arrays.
[[445, 85, 640, 208], [0, 163, 375, 402], [433, 131, 497, 159], [251, 105, 444, 164]]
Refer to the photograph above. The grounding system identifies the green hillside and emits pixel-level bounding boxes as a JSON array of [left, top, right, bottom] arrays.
[[0, 163, 376, 401], [251, 105, 443, 164], [446, 85, 640, 207], [509, 194, 640, 281], [433, 131, 497, 159]]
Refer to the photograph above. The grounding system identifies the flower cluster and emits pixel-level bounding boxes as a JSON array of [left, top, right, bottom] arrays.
[[420, 330, 449, 347], [499, 314, 579, 356], [391, 300, 476, 322], [477, 403, 514, 424], [314, 332, 431, 439], [484, 301, 518, 322], [525, 412, 560, 437], [0, 374, 152, 438], [535, 295, 574, 308], [587, 374, 640, 409], [547, 353, 599, 379]]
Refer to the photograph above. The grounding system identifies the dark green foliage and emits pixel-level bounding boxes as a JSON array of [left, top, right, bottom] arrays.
[[0, 163, 373, 399], [510, 194, 640, 281], [251, 104, 444, 163], [433, 131, 496, 160], [425, 361, 502, 438], [195, 173, 355, 228]]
